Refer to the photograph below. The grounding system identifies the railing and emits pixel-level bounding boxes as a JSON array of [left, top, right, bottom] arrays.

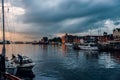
[[0, 72, 22, 80], [5, 73, 22, 80]]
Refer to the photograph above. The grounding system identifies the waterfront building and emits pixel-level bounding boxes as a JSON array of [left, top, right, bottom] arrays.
[[84, 35, 113, 43], [62, 33, 113, 44], [113, 28, 120, 40], [62, 33, 83, 44]]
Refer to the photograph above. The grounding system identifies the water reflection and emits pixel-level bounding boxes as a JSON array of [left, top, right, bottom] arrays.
[[110, 51, 120, 62], [61, 45, 120, 69], [84, 51, 99, 60], [1, 44, 120, 80], [61, 44, 67, 56], [16, 70, 35, 80]]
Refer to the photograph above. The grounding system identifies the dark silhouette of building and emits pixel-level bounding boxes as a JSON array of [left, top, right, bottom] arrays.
[[41, 37, 48, 44], [62, 33, 83, 44]]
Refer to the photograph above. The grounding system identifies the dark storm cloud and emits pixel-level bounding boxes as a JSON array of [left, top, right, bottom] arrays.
[[16, 0, 120, 36]]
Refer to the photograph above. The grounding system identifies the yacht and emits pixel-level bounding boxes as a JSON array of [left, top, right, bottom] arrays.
[[79, 43, 98, 50]]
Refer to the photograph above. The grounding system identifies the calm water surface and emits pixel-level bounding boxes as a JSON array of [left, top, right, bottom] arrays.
[[1, 44, 120, 80]]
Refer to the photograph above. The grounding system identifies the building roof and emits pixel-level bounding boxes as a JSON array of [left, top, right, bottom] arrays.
[[113, 28, 120, 32]]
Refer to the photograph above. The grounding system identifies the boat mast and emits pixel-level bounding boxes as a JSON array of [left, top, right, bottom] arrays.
[[1, 0, 6, 73]]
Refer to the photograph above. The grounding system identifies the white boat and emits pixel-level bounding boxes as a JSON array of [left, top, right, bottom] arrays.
[[11, 56, 35, 71], [6, 60, 17, 75], [79, 43, 98, 50], [65, 43, 73, 46]]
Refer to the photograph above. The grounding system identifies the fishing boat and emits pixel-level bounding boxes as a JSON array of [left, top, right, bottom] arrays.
[[79, 43, 98, 50], [0, 0, 21, 79]]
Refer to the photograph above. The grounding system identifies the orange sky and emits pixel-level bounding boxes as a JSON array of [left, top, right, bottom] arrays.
[[0, 31, 33, 41]]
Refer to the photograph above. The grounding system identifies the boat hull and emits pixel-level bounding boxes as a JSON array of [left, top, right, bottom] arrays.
[[6, 67, 17, 75], [79, 46, 98, 50], [65, 43, 73, 47], [17, 63, 35, 71]]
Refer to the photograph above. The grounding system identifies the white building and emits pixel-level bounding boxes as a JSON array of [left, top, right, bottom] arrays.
[[113, 28, 120, 40]]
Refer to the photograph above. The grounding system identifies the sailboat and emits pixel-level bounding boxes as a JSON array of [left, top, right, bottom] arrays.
[[0, 0, 21, 79]]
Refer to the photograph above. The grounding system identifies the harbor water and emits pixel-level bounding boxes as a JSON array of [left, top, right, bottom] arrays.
[[1, 44, 120, 80]]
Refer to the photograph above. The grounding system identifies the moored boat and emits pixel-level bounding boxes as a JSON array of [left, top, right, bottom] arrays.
[[79, 43, 98, 50], [11, 55, 35, 71], [65, 43, 73, 47], [98, 41, 120, 51]]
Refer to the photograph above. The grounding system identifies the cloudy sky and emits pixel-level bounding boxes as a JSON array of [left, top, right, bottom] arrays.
[[1, 0, 120, 41]]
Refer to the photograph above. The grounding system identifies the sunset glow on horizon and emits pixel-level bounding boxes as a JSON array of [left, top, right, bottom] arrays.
[[0, 0, 120, 41]]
